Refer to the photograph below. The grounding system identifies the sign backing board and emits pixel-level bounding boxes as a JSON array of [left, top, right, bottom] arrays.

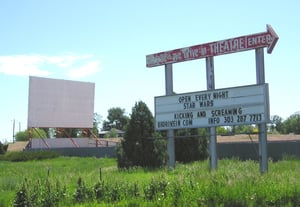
[[155, 84, 269, 130], [28, 76, 95, 128], [146, 25, 278, 67]]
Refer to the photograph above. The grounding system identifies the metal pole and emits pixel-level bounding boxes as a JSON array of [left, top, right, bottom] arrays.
[[256, 48, 268, 173], [165, 64, 175, 168], [12, 119, 15, 143], [206, 56, 217, 170], [99, 167, 102, 181]]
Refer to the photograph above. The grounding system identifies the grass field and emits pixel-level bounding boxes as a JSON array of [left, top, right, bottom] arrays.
[[1, 155, 300, 206]]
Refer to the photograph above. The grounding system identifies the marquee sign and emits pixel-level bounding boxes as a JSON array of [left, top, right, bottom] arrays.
[[146, 25, 278, 67], [147, 24, 278, 172], [155, 84, 269, 130]]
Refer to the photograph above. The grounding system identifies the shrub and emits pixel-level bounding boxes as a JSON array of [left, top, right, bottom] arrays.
[[73, 177, 94, 203], [143, 175, 169, 201], [94, 180, 106, 201], [13, 182, 28, 207], [0, 142, 8, 154], [1, 151, 60, 162]]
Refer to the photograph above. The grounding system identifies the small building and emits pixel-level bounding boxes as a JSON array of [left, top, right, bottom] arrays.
[[99, 128, 124, 138]]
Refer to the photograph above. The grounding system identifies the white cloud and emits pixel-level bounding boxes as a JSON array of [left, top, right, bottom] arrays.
[[67, 61, 101, 79], [0, 54, 101, 78], [0, 55, 51, 76], [46, 54, 93, 68]]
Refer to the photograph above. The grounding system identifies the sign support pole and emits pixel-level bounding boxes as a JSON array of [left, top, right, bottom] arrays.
[[256, 48, 268, 173], [206, 56, 217, 170], [165, 63, 175, 168]]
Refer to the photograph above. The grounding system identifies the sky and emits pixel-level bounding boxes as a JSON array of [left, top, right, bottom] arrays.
[[0, 0, 299, 142]]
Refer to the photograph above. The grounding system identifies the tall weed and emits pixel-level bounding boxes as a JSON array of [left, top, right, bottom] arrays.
[[13, 178, 66, 207], [5, 158, 300, 206]]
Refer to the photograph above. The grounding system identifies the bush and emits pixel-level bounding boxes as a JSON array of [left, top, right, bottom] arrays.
[[0, 142, 8, 154], [1, 151, 60, 162]]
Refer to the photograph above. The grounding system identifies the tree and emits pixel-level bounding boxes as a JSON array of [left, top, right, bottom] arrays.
[[216, 126, 230, 135], [117, 101, 167, 168], [93, 113, 102, 136], [101, 120, 111, 131], [270, 115, 284, 133], [283, 113, 300, 134], [15, 128, 47, 141], [234, 125, 256, 134], [53, 113, 102, 138], [175, 128, 208, 163], [104, 107, 129, 131], [104, 128, 118, 138], [55, 128, 79, 138]]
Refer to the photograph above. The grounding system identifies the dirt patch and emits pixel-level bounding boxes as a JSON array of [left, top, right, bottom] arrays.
[[7, 141, 28, 151], [217, 134, 300, 143]]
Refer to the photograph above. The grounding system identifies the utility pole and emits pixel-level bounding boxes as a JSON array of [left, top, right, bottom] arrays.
[[12, 119, 15, 143]]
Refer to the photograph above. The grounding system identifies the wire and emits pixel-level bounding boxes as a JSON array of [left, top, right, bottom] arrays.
[[247, 133, 259, 159]]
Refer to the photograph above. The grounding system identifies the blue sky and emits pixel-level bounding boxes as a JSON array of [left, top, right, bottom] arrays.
[[0, 0, 299, 142]]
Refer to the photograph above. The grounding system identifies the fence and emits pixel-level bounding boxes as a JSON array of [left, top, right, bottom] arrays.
[[218, 140, 300, 161], [26, 141, 300, 161]]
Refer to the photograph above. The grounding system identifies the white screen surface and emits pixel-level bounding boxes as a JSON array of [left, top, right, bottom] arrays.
[[28, 76, 95, 128]]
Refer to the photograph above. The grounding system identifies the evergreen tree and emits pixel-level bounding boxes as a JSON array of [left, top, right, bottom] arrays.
[[117, 101, 167, 168], [175, 128, 208, 163]]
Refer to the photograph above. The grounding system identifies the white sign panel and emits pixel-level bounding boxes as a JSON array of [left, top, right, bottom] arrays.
[[28, 76, 95, 128], [155, 84, 269, 130]]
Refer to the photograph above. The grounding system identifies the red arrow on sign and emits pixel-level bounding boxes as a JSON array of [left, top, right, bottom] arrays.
[[146, 24, 279, 68]]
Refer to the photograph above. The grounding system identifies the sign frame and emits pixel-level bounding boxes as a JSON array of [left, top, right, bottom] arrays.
[[146, 24, 278, 67], [155, 84, 270, 130]]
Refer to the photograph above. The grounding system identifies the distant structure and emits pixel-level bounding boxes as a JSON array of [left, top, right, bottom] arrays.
[[27, 76, 100, 149], [99, 129, 125, 138]]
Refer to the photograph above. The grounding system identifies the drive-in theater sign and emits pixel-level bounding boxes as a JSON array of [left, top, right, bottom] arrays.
[[146, 25, 278, 173]]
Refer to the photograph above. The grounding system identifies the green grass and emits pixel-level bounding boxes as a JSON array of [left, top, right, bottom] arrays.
[[1, 156, 300, 206], [0, 156, 117, 206]]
